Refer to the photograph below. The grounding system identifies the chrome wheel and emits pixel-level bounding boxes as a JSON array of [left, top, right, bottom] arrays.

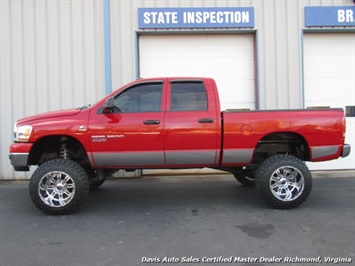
[[255, 155, 312, 209], [30, 159, 89, 214], [269, 166, 304, 202], [38, 171, 76, 208]]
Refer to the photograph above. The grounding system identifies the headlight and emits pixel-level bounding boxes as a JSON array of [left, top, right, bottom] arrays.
[[14, 124, 33, 142]]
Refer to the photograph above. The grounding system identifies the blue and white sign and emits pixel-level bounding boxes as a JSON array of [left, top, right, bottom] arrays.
[[138, 7, 254, 29], [305, 6, 355, 27]]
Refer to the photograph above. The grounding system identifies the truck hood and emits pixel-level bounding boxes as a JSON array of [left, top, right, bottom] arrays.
[[16, 108, 82, 124]]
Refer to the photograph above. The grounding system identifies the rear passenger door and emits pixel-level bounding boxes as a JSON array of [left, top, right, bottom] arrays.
[[163, 80, 220, 167]]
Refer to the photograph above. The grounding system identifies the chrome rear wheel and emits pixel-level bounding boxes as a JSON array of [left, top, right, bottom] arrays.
[[255, 155, 312, 209], [269, 166, 304, 202]]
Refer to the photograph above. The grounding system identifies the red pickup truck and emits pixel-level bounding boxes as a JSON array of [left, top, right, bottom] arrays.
[[9, 77, 350, 214]]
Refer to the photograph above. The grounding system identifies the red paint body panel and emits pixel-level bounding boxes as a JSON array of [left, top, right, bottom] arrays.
[[221, 109, 345, 165], [222, 109, 344, 147], [9, 77, 348, 171], [163, 78, 222, 167], [9, 143, 33, 154]]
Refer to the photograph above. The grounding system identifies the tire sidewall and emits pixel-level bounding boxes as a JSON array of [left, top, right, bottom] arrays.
[[29, 159, 89, 214], [89, 177, 106, 191], [233, 169, 255, 186], [255, 155, 312, 209]]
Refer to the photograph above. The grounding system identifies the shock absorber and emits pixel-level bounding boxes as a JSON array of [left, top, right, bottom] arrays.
[[59, 140, 71, 159]]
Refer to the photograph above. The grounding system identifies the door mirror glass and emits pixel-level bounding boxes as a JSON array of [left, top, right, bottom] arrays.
[[102, 97, 115, 113]]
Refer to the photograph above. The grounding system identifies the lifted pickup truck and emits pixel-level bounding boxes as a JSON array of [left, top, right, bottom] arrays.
[[10, 77, 350, 214]]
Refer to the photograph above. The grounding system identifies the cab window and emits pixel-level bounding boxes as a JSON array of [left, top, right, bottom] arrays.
[[170, 81, 208, 111], [114, 83, 163, 113]]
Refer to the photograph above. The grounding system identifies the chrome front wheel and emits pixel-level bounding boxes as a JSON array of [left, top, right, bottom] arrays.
[[38, 171, 76, 208], [30, 159, 89, 215]]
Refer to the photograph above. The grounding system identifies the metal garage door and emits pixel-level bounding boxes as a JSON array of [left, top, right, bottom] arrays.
[[304, 33, 355, 170], [138, 34, 256, 111]]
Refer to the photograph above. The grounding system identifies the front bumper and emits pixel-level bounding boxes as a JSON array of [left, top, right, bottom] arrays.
[[9, 153, 30, 171], [9, 143, 33, 171], [341, 144, 351, 158]]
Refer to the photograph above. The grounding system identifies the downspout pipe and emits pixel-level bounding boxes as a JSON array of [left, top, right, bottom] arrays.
[[103, 0, 112, 95]]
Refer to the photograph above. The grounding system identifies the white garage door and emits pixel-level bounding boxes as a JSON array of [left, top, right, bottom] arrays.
[[304, 33, 355, 170], [139, 34, 256, 111]]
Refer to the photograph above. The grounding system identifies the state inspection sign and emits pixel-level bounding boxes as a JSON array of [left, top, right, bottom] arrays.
[[138, 7, 255, 29]]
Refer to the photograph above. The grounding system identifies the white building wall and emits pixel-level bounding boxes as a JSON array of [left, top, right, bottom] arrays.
[[108, 0, 308, 109], [108, 0, 352, 108], [0, 0, 105, 179]]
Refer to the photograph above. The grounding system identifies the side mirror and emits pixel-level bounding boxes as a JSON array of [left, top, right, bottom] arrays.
[[102, 97, 115, 113]]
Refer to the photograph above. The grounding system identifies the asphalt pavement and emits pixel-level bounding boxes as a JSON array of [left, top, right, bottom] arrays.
[[0, 171, 354, 266]]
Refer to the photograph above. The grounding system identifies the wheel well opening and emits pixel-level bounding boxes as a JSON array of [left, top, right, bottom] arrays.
[[28, 136, 88, 166], [253, 132, 310, 163]]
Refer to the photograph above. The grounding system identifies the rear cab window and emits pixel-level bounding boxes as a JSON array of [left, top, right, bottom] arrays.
[[170, 81, 208, 111]]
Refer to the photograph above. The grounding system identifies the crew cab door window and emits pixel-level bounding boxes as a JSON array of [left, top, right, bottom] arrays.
[[114, 83, 163, 113], [170, 82, 207, 111]]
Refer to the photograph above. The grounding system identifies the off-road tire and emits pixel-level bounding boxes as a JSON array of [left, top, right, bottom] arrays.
[[29, 159, 89, 215], [255, 154, 312, 209], [89, 177, 106, 191], [232, 169, 255, 186], [86, 168, 107, 191]]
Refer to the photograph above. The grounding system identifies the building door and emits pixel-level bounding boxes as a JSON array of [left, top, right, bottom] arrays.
[[139, 33, 256, 110], [304, 33, 355, 170]]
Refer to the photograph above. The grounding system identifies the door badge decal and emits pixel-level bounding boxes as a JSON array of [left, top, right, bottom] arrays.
[[91, 135, 107, 142]]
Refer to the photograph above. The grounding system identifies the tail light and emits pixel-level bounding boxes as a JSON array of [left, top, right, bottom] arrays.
[[342, 116, 346, 138]]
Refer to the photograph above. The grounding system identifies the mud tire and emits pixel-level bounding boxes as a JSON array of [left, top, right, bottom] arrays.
[[255, 155, 312, 209], [29, 159, 89, 215]]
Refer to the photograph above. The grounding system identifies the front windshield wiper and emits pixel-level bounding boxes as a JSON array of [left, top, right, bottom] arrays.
[[77, 104, 91, 110]]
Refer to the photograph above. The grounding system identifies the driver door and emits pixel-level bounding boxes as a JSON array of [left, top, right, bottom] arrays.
[[88, 81, 166, 168]]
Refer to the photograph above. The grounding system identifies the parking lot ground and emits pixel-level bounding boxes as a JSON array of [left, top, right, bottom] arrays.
[[0, 170, 354, 266]]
